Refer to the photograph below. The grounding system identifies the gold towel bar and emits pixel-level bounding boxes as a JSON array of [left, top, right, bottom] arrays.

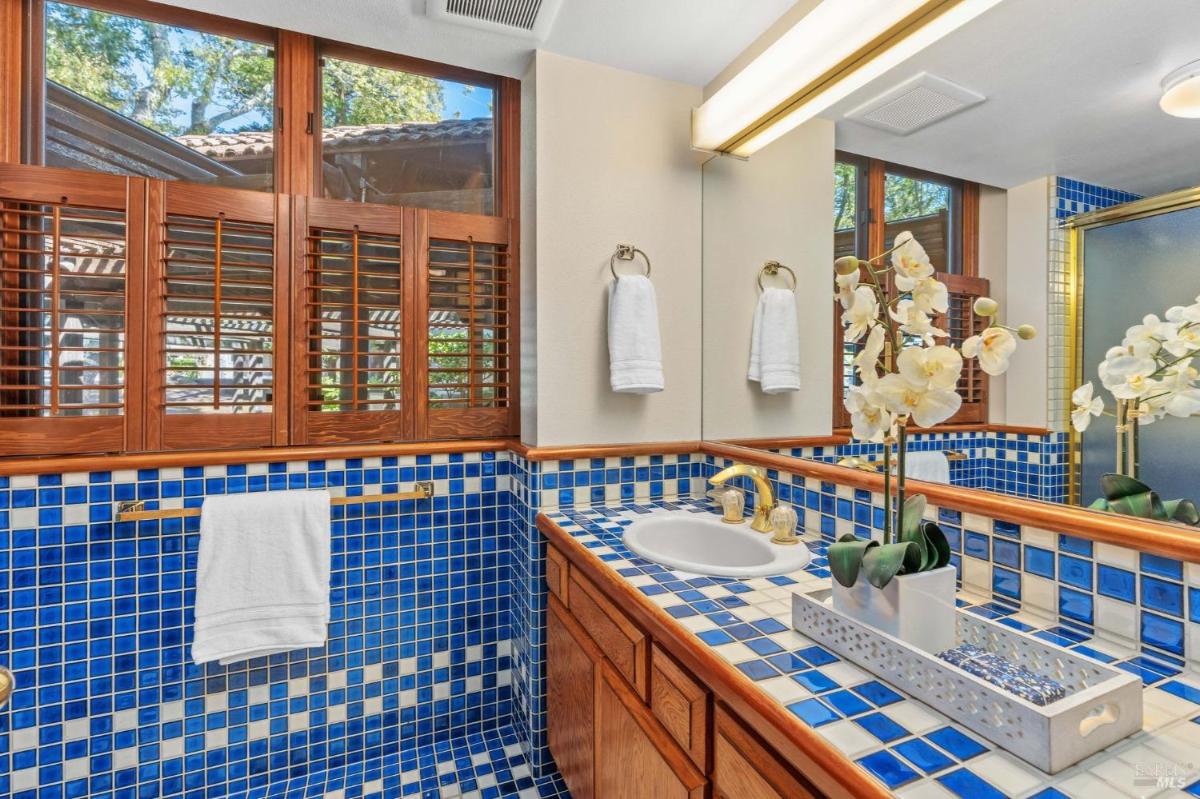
[[836, 450, 969, 473], [115, 482, 435, 522]]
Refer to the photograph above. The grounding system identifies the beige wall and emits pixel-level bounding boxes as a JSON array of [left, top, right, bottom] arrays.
[[522, 51, 704, 446], [1004, 176, 1051, 428], [978, 184, 1008, 424], [700, 120, 835, 440]]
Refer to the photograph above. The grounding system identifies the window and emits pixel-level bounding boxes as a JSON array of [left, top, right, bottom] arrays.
[[319, 46, 497, 214], [37, 1, 277, 190], [2, 0, 520, 458], [832, 152, 984, 428]]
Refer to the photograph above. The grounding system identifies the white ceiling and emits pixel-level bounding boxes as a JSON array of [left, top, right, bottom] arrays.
[[149, 0, 794, 86], [824, 0, 1200, 196]]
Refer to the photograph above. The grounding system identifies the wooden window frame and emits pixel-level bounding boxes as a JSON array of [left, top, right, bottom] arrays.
[[0, 0, 521, 458], [832, 152, 984, 429]]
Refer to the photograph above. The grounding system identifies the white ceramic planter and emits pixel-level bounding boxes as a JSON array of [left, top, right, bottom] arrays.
[[830, 564, 957, 654]]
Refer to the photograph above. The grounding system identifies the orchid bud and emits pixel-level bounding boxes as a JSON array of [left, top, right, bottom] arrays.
[[1017, 324, 1037, 340], [972, 297, 999, 317], [834, 256, 859, 276]]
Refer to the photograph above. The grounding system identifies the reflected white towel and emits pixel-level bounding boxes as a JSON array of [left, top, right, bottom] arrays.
[[192, 490, 331, 666], [906, 451, 951, 484], [748, 287, 801, 393], [608, 274, 664, 393]]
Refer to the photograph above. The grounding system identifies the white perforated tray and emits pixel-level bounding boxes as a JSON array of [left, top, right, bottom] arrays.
[[792, 588, 1143, 773]]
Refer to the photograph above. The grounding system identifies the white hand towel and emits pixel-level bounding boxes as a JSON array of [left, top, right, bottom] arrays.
[[608, 274, 664, 393], [748, 287, 801, 393], [192, 490, 331, 666], [906, 451, 951, 484]]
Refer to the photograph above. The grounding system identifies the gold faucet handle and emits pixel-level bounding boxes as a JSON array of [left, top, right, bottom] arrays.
[[0, 665, 13, 709], [769, 504, 800, 545], [707, 487, 746, 523]]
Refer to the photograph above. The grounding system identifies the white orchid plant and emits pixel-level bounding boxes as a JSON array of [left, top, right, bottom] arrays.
[[1070, 300, 1200, 525], [829, 232, 1036, 590]]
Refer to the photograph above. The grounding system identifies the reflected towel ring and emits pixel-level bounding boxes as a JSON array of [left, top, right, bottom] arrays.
[[758, 260, 797, 292], [610, 243, 652, 280]]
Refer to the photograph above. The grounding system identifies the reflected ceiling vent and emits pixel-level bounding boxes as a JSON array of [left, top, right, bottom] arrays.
[[425, 0, 563, 40], [845, 72, 984, 135]]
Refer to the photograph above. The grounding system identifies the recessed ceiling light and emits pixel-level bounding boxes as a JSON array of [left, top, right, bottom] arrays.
[[1161, 60, 1200, 118]]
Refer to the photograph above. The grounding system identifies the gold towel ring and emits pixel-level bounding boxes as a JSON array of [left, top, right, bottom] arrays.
[[0, 665, 13, 710], [758, 260, 797, 292], [610, 243, 652, 280]]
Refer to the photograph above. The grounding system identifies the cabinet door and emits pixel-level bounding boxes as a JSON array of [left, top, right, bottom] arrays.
[[547, 594, 599, 799], [596, 660, 706, 799], [713, 706, 819, 799]]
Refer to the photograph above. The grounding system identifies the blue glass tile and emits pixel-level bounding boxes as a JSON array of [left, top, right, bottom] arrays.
[[1059, 535, 1092, 557], [855, 712, 908, 742], [992, 539, 1020, 569], [823, 690, 871, 717], [1058, 554, 1093, 591], [856, 750, 920, 789], [963, 532, 989, 560], [1097, 565, 1136, 602], [892, 738, 954, 775], [937, 769, 1007, 799], [851, 681, 903, 707], [792, 670, 838, 693], [1141, 611, 1185, 656], [1141, 552, 1183, 581], [925, 727, 987, 760], [992, 567, 1020, 599], [786, 698, 839, 727], [1141, 576, 1184, 617], [1058, 587, 1094, 625], [1159, 680, 1200, 704], [736, 660, 779, 681]]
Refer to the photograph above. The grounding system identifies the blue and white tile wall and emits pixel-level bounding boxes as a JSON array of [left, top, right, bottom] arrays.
[[705, 453, 1200, 673], [0, 451, 572, 799], [770, 429, 1069, 503], [1054, 176, 1142, 222]]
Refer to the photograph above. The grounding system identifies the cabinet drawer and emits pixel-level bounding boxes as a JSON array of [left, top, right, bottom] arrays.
[[545, 542, 568, 603], [567, 567, 648, 698], [650, 644, 709, 769], [713, 706, 818, 799]]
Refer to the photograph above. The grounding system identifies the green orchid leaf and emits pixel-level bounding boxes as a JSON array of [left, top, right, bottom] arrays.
[[828, 534, 876, 588], [1171, 499, 1200, 525], [1108, 490, 1166, 520], [898, 519, 929, 573], [921, 521, 952, 570], [862, 542, 915, 589], [1099, 472, 1154, 500], [899, 494, 927, 541]]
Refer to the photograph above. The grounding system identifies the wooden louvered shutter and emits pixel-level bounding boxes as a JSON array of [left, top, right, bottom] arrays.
[[291, 197, 413, 444], [0, 165, 146, 455], [146, 182, 289, 450], [416, 210, 516, 439], [938, 273, 990, 424]]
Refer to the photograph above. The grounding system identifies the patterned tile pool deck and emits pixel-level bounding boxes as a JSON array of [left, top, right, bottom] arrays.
[[546, 500, 1200, 799]]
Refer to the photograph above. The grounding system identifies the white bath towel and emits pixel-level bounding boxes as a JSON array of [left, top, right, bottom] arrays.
[[906, 451, 951, 484], [608, 274, 664, 393], [748, 287, 801, 393], [192, 490, 331, 666]]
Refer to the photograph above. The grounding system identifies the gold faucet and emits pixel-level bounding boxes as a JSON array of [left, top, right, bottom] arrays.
[[709, 464, 776, 533]]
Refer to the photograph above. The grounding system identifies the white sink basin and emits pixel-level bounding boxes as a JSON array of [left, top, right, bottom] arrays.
[[622, 514, 812, 578]]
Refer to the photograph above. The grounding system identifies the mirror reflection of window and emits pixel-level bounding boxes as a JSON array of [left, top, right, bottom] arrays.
[[883, 168, 960, 274]]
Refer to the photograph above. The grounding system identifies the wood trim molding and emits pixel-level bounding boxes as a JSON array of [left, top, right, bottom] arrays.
[[0, 0, 21, 165], [511, 440, 703, 461], [702, 441, 1200, 563], [539, 514, 893, 799], [0, 439, 514, 477], [717, 435, 850, 450]]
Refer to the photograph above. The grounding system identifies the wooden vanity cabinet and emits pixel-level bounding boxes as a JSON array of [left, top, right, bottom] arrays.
[[545, 538, 828, 799]]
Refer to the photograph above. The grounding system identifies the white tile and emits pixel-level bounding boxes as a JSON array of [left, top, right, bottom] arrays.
[[968, 752, 1043, 797], [758, 675, 811, 704], [1022, 574, 1057, 612], [1097, 542, 1139, 570], [882, 701, 943, 735], [1097, 596, 1138, 641], [1056, 770, 1123, 797], [1024, 526, 1058, 549], [896, 782, 956, 799], [961, 557, 991, 592], [817, 719, 879, 757], [1089, 753, 1168, 798]]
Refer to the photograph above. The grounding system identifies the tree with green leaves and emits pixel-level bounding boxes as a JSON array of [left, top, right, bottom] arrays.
[[44, 1, 445, 137]]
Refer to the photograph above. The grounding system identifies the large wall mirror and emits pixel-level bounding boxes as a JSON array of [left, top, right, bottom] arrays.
[[701, 0, 1200, 530]]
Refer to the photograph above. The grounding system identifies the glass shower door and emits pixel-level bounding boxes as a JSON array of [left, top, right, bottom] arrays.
[[1079, 205, 1200, 507]]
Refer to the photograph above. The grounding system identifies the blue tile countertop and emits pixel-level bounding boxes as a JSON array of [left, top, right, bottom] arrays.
[[544, 500, 1200, 799]]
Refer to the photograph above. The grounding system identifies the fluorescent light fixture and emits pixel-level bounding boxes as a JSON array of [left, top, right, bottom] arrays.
[[1161, 60, 1200, 118], [693, 0, 1005, 157]]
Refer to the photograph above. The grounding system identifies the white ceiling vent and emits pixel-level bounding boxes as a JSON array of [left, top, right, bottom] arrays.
[[425, 0, 563, 40], [845, 73, 984, 135]]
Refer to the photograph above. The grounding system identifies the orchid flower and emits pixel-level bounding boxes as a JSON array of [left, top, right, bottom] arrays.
[[890, 232, 935, 291], [842, 286, 878, 342], [1070, 382, 1104, 432], [875, 372, 963, 429], [961, 327, 1017, 376], [890, 300, 946, 345], [835, 268, 860, 310]]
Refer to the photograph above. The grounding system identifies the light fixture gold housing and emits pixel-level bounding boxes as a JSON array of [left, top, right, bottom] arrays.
[[692, 0, 1005, 157], [1161, 59, 1200, 119]]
